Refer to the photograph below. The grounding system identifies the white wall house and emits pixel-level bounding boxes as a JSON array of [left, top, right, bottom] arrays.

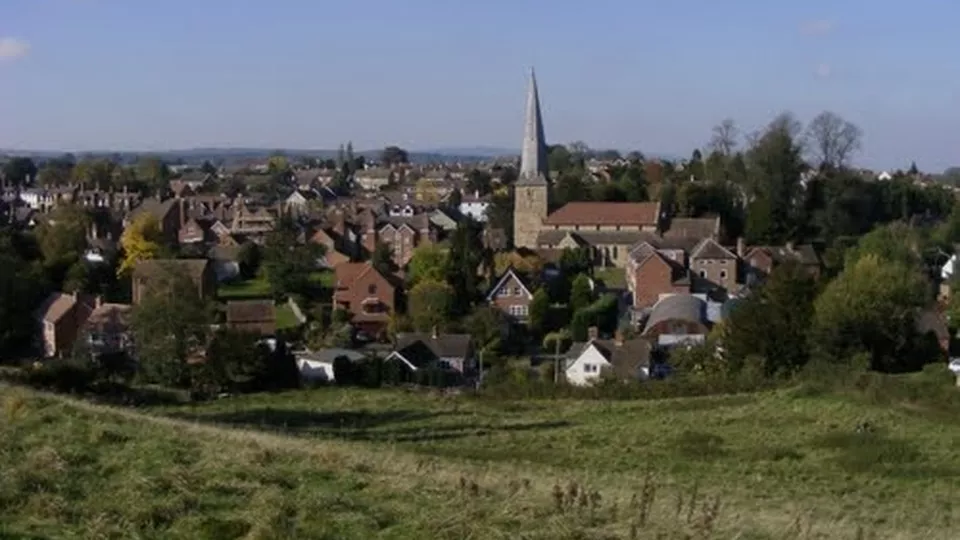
[[565, 342, 610, 386], [459, 199, 489, 222]]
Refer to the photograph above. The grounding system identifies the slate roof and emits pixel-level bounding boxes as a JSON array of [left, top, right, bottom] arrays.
[[690, 238, 737, 260], [394, 332, 472, 364]]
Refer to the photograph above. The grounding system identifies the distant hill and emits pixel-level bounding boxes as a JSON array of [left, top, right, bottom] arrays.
[[0, 146, 518, 166]]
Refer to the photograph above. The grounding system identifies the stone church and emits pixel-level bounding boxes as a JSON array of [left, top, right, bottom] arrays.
[[512, 71, 719, 268]]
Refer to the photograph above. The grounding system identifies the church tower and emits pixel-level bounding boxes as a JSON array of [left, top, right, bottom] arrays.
[[513, 69, 550, 249]]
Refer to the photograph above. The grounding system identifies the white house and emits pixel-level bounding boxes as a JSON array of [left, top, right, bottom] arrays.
[[294, 348, 366, 383], [942, 253, 957, 282], [458, 191, 490, 222], [877, 171, 893, 181], [564, 334, 651, 386]]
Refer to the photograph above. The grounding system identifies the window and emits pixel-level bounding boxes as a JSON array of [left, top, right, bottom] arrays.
[[512, 286, 521, 296], [509, 304, 528, 317], [719, 270, 728, 280], [583, 363, 598, 373], [613, 246, 619, 259], [699, 270, 707, 278], [368, 284, 377, 295]]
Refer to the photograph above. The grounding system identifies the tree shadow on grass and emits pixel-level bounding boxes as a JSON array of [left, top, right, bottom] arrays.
[[810, 429, 960, 478], [169, 408, 573, 443]]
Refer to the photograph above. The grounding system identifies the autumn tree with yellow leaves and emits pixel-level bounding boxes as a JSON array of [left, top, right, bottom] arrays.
[[118, 213, 165, 276]]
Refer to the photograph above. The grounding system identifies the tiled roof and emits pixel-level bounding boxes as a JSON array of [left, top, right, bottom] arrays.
[[663, 217, 720, 240], [543, 202, 660, 227], [569, 339, 652, 378], [226, 300, 276, 324]]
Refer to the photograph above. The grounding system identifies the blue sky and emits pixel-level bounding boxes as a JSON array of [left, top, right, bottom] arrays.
[[1, 0, 958, 171]]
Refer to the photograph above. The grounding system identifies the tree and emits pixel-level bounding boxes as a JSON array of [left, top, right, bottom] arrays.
[[345, 142, 356, 173], [200, 160, 217, 175], [567, 141, 591, 157], [447, 188, 463, 208], [118, 213, 164, 277], [445, 221, 483, 312], [236, 242, 262, 280], [810, 254, 931, 373], [408, 244, 448, 285], [194, 328, 271, 395], [844, 222, 923, 269], [0, 253, 48, 356], [465, 169, 493, 197], [709, 119, 739, 156], [528, 288, 550, 336], [408, 279, 454, 332], [722, 262, 818, 376], [267, 153, 289, 174], [494, 251, 543, 277], [35, 204, 91, 269], [744, 112, 807, 244], [136, 156, 170, 193], [262, 216, 322, 298], [569, 274, 594, 314], [371, 242, 394, 276], [805, 111, 862, 170], [72, 158, 115, 190], [130, 264, 213, 387], [548, 145, 575, 173], [2, 157, 37, 186], [37, 161, 73, 187], [380, 146, 409, 166], [908, 161, 919, 176]]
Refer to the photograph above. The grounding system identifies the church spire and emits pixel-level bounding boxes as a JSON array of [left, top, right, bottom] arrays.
[[517, 68, 549, 185]]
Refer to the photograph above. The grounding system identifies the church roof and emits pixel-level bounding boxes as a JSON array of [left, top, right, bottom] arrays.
[[543, 202, 661, 227]]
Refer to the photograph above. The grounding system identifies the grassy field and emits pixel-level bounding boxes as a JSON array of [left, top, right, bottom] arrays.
[[3, 381, 960, 538], [217, 276, 271, 299]]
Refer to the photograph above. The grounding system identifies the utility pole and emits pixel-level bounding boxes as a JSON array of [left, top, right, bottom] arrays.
[[476, 348, 484, 391], [553, 336, 561, 384]]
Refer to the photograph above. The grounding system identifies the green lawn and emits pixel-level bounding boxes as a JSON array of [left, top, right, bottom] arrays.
[[275, 303, 301, 330], [594, 266, 627, 289], [218, 276, 271, 299], [5, 378, 960, 538]]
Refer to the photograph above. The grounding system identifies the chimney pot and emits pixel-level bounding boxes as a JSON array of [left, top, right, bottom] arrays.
[[736, 237, 745, 258], [614, 330, 624, 347], [431, 326, 439, 339], [588, 326, 599, 341], [786, 241, 795, 252]]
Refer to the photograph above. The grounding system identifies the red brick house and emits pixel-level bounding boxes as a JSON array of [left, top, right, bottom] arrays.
[[332, 262, 399, 335], [309, 227, 351, 269], [35, 292, 96, 357], [378, 214, 437, 268], [626, 243, 691, 310], [485, 267, 534, 321]]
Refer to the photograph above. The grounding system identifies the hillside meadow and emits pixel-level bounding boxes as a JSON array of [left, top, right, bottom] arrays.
[[2, 375, 959, 538]]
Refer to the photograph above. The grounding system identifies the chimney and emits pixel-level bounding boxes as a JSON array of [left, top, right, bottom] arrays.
[[587, 326, 599, 341], [431, 326, 439, 339], [95, 295, 103, 309], [786, 241, 795, 252], [736, 237, 745, 258], [614, 330, 624, 347], [179, 198, 186, 229]]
